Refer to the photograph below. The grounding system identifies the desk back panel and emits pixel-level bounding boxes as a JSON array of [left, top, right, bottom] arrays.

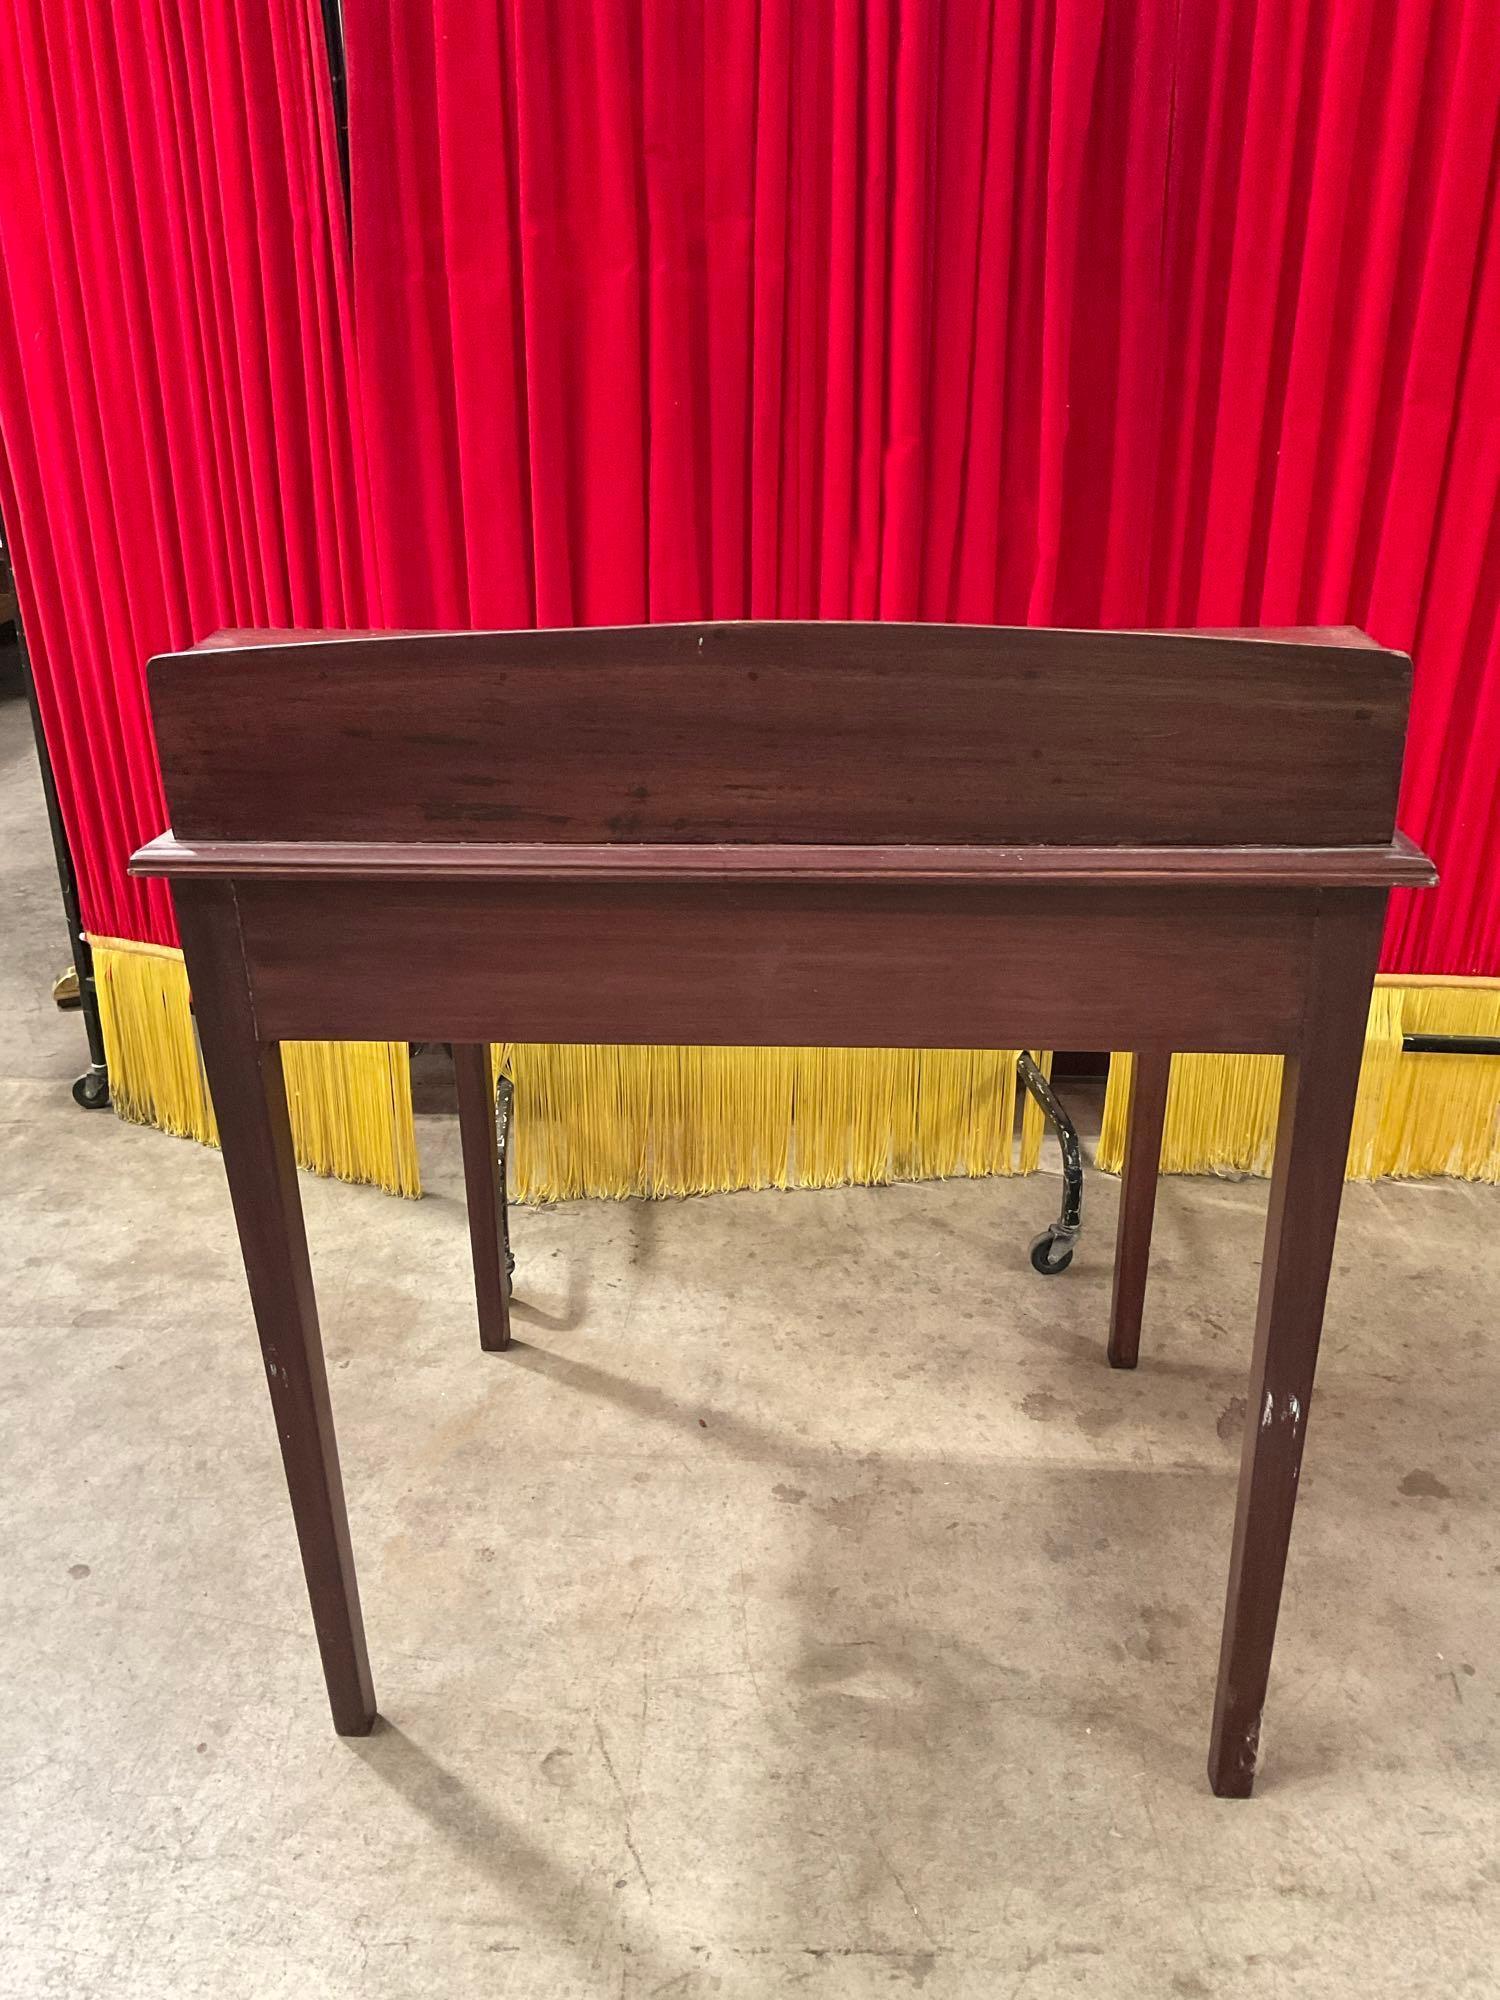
[[234, 876, 1321, 1054], [148, 623, 1411, 850]]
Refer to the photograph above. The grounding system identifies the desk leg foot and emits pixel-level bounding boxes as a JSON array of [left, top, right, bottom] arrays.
[[178, 886, 376, 1737], [1107, 1052, 1170, 1369], [1207, 898, 1381, 1797], [455, 1044, 512, 1352]]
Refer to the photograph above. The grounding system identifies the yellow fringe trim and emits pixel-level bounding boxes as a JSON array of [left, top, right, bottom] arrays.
[[91, 936, 420, 1197], [1098, 978, 1500, 1182], [497, 1043, 1043, 1200], [91, 935, 1500, 1193], [89, 935, 1044, 1201]]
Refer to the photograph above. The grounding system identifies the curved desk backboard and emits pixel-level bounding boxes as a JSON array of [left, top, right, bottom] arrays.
[[145, 621, 1414, 851]]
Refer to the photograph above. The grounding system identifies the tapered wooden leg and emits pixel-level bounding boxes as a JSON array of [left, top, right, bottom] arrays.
[[177, 885, 376, 1735], [1208, 896, 1382, 1797], [453, 1043, 511, 1352], [1108, 1050, 1170, 1369]]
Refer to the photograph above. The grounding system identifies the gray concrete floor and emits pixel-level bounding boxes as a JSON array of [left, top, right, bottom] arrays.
[[3, 646, 1499, 1999]]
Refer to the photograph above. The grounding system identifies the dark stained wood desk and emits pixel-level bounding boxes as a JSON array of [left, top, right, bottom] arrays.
[[131, 621, 1433, 1796]]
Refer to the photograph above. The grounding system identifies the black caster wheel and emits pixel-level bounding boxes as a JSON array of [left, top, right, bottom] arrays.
[[1029, 1227, 1074, 1275], [72, 1068, 111, 1110]]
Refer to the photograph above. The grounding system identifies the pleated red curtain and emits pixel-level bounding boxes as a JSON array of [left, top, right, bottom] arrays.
[[347, 0, 1500, 977], [0, 0, 368, 948], [1, 1, 1496, 980], [351, 0, 1128, 632]]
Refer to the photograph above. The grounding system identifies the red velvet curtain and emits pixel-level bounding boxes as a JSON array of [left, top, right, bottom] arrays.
[[348, 0, 1500, 977], [1, 2, 1497, 979], [0, 0, 368, 947]]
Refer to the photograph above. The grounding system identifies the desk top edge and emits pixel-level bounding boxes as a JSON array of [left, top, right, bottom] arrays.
[[169, 619, 1398, 666], [130, 831, 1437, 889]]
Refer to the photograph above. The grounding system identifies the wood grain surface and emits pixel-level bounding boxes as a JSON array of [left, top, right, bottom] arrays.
[[148, 622, 1413, 849]]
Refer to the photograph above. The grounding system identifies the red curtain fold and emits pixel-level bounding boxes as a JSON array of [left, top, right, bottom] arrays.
[[0, 1, 1496, 978], [0, 0, 369, 947], [347, 0, 1500, 976]]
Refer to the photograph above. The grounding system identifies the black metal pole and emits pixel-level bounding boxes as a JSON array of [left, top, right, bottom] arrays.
[[319, 0, 350, 215], [2, 512, 111, 1107], [1402, 1034, 1500, 1057]]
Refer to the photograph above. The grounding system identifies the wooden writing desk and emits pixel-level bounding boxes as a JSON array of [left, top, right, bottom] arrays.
[[131, 622, 1433, 1796]]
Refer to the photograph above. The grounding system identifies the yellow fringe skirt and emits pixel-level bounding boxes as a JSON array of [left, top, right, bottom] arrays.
[[89, 936, 1052, 1199], [1097, 977, 1500, 1181], [90, 937, 1500, 1197]]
